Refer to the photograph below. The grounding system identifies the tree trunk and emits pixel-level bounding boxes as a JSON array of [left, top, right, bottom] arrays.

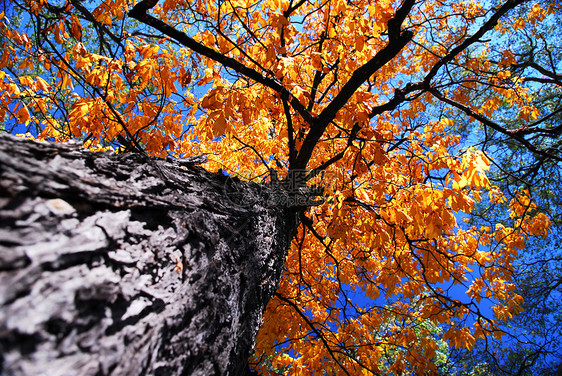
[[0, 134, 295, 376]]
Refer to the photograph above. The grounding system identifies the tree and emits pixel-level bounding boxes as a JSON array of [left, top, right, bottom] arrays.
[[0, 132, 295, 375], [0, 0, 556, 373]]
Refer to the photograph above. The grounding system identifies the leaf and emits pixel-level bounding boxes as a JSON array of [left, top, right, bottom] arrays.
[[355, 34, 364, 52], [16, 105, 30, 124], [70, 14, 82, 39], [36, 77, 51, 92], [211, 111, 228, 136], [310, 52, 323, 71]]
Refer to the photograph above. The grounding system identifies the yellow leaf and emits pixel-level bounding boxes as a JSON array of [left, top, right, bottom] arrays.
[[70, 14, 82, 39], [17, 106, 30, 124], [54, 24, 64, 44], [355, 34, 364, 52], [36, 77, 50, 92], [310, 52, 323, 71], [212, 111, 228, 136]]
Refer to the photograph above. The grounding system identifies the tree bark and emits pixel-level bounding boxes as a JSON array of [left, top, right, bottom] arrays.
[[0, 134, 295, 376]]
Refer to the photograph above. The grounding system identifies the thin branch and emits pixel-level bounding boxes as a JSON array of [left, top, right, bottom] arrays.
[[275, 293, 353, 376], [421, 0, 530, 87]]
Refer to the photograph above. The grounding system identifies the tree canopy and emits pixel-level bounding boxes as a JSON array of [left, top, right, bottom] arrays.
[[0, 0, 559, 373]]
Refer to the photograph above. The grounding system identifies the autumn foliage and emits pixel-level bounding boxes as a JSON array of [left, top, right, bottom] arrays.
[[0, 0, 556, 373]]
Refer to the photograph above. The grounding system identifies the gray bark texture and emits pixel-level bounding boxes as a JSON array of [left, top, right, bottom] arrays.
[[0, 133, 295, 376]]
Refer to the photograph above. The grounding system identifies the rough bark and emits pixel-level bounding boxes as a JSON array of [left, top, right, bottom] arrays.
[[0, 134, 294, 376]]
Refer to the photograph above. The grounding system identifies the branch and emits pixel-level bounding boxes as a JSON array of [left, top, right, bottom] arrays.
[[128, 0, 314, 125], [292, 0, 416, 169], [527, 62, 562, 84], [369, 87, 407, 117], [282, 95, 297, 167], [308, 123, 361, 175], [430, 88, 562, 162]]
